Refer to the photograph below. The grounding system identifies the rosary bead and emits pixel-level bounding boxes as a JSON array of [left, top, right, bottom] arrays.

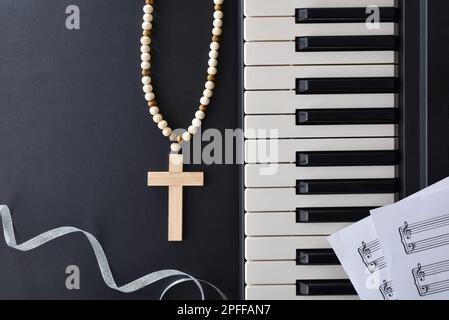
[[140, 36, 151, 45], [200, 97, 210, 105], [208, 58, 218, 67], [145, 0, 154, 5], [212, 27, 222, 36], [210, 42, 220, 50], [149, 106, 159, 115], [141, 53, 151, 61], [162, 127, 172, 137], [169, 133, 177, 142], [188, 125, 198, 135], [177, 136, 183, 143], [158, 120, 168, 130], [142, 76, 151, 84], [205, 81, 215, 90], [143, 5, 153, 14], [195, 110, 206, 120], [199, 105, 207, 112], [214, 5, 222, 11], [153, 114, 163, 123], [182, 132, 192, 142], [142, 22, 152, 30], [142, 69, 150, 77], [148, 100, 158, 107], [143, 13, 153, 22], [203, 89, 213, 98], [214, 0, 224, 4], [212, 35, 220, 42], [141, 61, 151, 70], [192, 118, 202, 128], [207, 67, 217, 75], [209, 50, 219, 59], [141, 45, 150, 53], [213, 19, 223, 28], [143, 30, 151, 37], [143, 84, 153, 93], [214, 11, 224, 19], [145, 92, 155, 101], [171, 143, 182, 153], [207, 74, 216, 82]]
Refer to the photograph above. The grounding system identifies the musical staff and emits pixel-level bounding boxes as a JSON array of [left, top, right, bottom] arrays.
[[399, 214, 449, 254], [412, 260, 449, 297], [379, 280, 396, 300], [358, 240, 387, 273]]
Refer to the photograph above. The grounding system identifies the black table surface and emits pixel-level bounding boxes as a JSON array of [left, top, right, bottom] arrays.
[[0, 0, 240, 299]]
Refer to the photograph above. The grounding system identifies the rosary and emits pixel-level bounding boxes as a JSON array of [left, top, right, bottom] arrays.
[[141, 0, 224, 241]]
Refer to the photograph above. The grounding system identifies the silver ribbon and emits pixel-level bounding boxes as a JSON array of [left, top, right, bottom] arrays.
[[0, 205, 227, 300]]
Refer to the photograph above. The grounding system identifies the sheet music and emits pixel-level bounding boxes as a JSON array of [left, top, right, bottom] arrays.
[[329, 177, 449, 300], [328, 217, 395, 300], [372, 187, 449, 299]]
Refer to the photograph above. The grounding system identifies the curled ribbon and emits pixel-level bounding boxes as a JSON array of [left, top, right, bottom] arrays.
[[0, 205, 227, 300]]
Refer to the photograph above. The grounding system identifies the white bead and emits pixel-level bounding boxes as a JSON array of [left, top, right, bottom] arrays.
[[213, 19, 223, 28], [188, 125, 198, 135], [195, 110, 206, 120], [162, 127, 172, 137], [143, 13, 153, 22], [182, 132, 192, 141], [158, 120, 168, 130], [209, 50, 219, 59], [140, 36, 151, 45], [214, 11, 224, 19], [205, 81, 215, 90], [142, 76, 151, 84], [203, 89, 213, 98], [169, 133, 178, 142], [171, 143, 182, 153], [149, 107, 159, 116], [200, 96, 210, 105], [141, 53, 151, 61], [208, 67, 217, 75], [141, 45, 150, 53], [143, 84, 153, 93], [145, 92, 155, 101], [141, 61, 151, 69], [208, 58, 218, 67], [142, 22, 152, 30], [143, 5, 153, 14], [214, 0, 224, 4], [212, 27, 222, 36], [210, 42, 220, 50], [153, 114, 163, 123], [192, 118, 202, 128]]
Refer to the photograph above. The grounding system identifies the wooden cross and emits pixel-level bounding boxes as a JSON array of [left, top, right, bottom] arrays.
[[147, 154, 204, 241]]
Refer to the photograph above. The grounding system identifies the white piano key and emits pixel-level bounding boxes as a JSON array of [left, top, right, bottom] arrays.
[[244, 92, 396, 114], [245, 65, 397, 90], [245, 189, 395, 212], [245, 164, 396, 188], [246, 285, 359, 300], [244, 19, 396, 42], [244, 0, 396, 17], [246, 236, 331, 261], [245, 115, 396, 138], [246, 261, 348, 285], [245, 138, 397, 164], [245, 42, 397, 66], [245, 212, 350, 236]]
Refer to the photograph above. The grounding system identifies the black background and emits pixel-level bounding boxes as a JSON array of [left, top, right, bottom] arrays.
[[0, 0, 240, 299]]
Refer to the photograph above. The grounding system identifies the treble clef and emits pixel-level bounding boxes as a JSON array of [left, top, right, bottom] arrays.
[[416, 263, 426, 282], [361, 241, 372, 259], [403, 221, 412, 240]]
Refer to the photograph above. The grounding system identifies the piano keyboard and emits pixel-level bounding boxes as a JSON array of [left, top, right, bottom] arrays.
[[243, 0, 399, 300]]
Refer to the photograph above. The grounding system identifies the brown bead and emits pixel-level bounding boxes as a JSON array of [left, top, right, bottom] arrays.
[[207, 74, 216, 82], [199, 105, 207, 112], [145, 0, 154, 5], [148, 100, 158, 107], [143, 30, 151, 37], [212, 35, 220, 42], [177, 136, 183, 143], [142, 69, 150, 76], [214, 4, 222, 11]]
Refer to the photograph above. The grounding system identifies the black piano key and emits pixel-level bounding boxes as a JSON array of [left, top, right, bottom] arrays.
[[296, 151, 400, 167], [297, 280, 356, 296], [297, 249, 339, 265], [296, 179, 399, 195], [296, 35, 398, 52], [296, 108, 398, 125], [296, 77, 399, 94], [296, 207, 373, 223], [296, 7, 399, 23]]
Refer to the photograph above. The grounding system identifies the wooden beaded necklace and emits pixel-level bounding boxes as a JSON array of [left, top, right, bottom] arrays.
[[140, 0, 224, 153], [143, 0, 224, 241]]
